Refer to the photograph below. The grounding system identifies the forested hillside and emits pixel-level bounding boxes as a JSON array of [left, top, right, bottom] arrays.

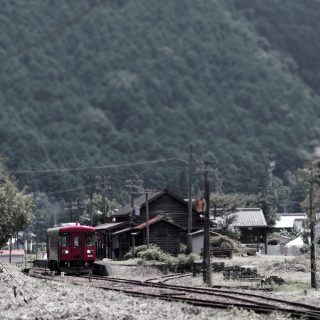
[[0, 0, 320, 203]]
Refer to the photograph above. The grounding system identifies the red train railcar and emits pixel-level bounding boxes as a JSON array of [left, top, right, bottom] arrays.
[[47, 224, 96, 273]]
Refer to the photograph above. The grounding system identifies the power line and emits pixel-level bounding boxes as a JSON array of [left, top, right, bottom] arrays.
[[1, 0, 104, 68], [9, 158, 186, 174]]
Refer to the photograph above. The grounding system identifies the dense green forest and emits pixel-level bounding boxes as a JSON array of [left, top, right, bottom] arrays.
[[0, 0, 320, 216]]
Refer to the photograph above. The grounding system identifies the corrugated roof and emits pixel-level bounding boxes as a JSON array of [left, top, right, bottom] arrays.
[[112, 227, 133, 236], [274, 213, 306, 229], [134, 215, 184, 230], [111, 216, 185, 235], [114, 191, 163, 216], [135, 215, 163, 230], [189, 230, 220, 236], [232, 208, 267, 227]]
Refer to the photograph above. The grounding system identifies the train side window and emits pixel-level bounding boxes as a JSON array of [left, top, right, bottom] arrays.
[[85, 233, 95, 246], [74, 236, 81, 248]]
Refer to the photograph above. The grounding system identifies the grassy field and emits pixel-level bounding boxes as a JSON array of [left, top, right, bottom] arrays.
[[106, 254, 320, 308], [1, 254, 319, 319], [0, 262, 292, 320]]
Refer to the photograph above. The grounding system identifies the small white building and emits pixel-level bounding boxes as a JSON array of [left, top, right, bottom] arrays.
[[274, 213, 307, 232], [190, 230, 219, 254]]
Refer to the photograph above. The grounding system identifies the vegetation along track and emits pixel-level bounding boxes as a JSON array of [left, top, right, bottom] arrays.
[[28, 270, 320, 319]]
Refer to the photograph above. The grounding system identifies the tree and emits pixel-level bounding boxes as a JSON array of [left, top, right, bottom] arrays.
[[0, 166, 34, 248], [79, 193, 121, 226], [210, 193, 243, 240]]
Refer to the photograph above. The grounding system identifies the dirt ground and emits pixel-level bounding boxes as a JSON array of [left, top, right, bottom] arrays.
[[0, 255, 318, 320]]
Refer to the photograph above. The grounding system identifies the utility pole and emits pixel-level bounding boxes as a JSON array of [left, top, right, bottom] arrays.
[[100, 176, 109, 223], [89, 195, 93, 226], [264, 150, 274, 255], [203, 161, 211, 285], [308, 166, 318, 289], [146, 192, 150, 248], [35, 219, 39, 260], [187, 144, 193, 253], [125, 179, 143, 227], [264, 150, 270, 210]]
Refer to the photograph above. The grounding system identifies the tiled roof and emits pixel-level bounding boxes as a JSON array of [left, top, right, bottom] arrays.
[[232, 208, 267, 227]]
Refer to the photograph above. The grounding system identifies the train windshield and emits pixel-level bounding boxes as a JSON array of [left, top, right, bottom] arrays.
[[60, 232, 70, 247], [85, 233, 95, 246]]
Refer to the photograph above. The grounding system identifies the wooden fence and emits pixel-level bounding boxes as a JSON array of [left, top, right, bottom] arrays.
[[266, 245, 302, 256]]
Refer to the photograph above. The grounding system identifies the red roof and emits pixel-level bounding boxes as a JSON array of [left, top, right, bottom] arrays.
[[135, 216, 163, 230], [134, 215, 184, 230]]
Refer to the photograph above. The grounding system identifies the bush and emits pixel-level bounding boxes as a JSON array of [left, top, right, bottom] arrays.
[[133, 245, 149, 257], [210, 235, 246, 253], [177, 254, 188, 266], [137, 246, 163, 261], [123, 252, 134, 260], [124, 244, 200, 271], [179, 243, 187, 254], [186, 253, 200, 265], [161, 254, 177, 268], [131, 244, 160, 258], [300, 244, 310, 254]]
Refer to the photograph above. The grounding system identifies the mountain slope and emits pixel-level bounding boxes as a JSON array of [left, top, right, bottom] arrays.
[[0, 0, 319, 198]]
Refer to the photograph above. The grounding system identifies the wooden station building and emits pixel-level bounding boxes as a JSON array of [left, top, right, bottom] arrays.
[[96, 189, 203, 259], [95, 190, 269, 259]]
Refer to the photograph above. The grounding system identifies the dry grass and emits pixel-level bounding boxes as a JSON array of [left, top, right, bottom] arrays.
[[0, 263, 292, 320], [105, 254, 320, 309]]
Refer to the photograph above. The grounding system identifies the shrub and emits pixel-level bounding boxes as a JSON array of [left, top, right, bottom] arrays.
[[137, 247, 163, 261], [132, 244, 160, 258], [179, 243, 187, 254], [186, 253, 200, 265], [300, 244, 310, 254], [133, 245, 149, 257], [210, 235, 246, 253], [123, 244, 200, 271], [177, 254, 188, 266]]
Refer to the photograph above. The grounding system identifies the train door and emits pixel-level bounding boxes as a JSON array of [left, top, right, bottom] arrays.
[[71, 233, 82, 260]]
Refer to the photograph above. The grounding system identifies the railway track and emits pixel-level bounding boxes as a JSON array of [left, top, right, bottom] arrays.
[[28, 269, 320, 319], [144, 272, 192, 283]]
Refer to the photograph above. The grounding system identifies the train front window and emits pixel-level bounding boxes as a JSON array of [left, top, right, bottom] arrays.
[[60, 233, 70, 247], [74, 236, 81, 248], [86, 233, 95, 246]]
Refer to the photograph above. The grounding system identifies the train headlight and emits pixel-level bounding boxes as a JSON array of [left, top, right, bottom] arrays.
[[62, 250, 69, 254], [87, 250, 93, 254]]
